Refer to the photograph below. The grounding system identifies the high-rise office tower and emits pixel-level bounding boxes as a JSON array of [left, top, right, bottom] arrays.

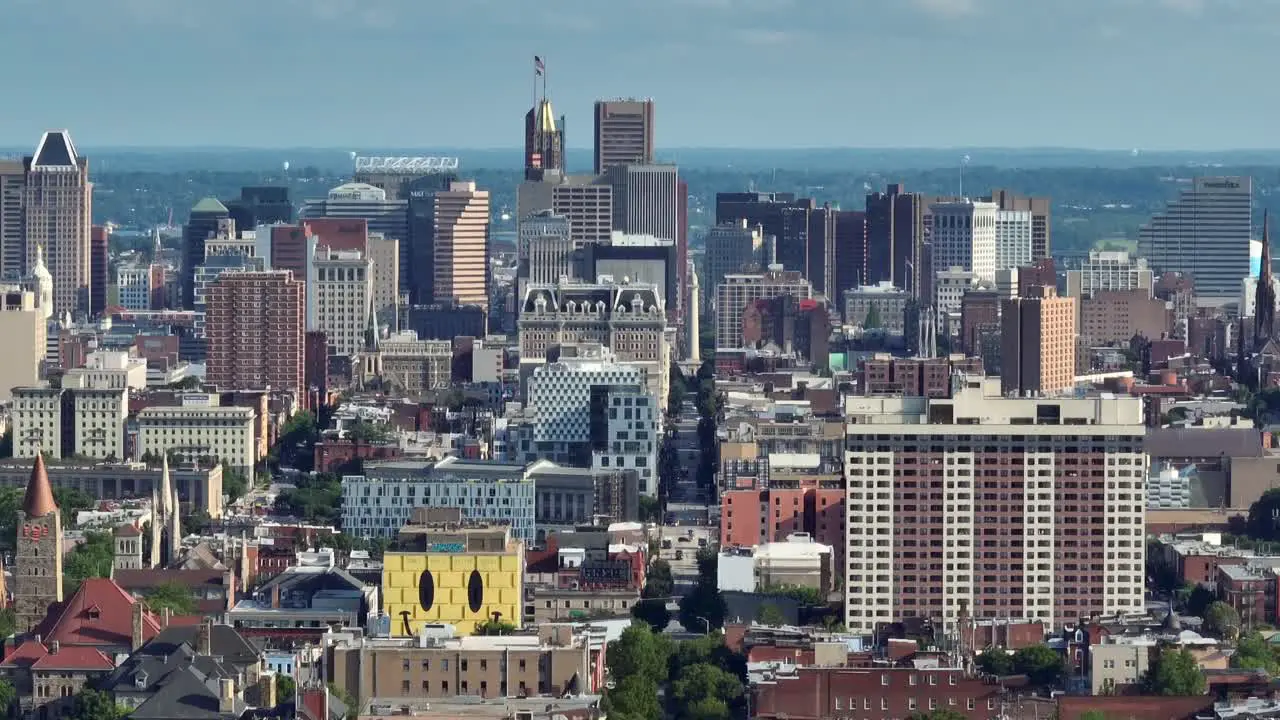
[[703, 220, 765, 309], [0, 159, 24, 278], [865, 184, 927, 296], [205, 270, 305, 400], [1001, 286, 1077, 396], [433, 181, 490, 312], [985, 189, 1051, 262], [225, 186, 293, 231], [182, 197, 230, 309], [1139, 176, 1253, 302], [0, 286, 46, 402], [807, 204, 837, 296], [90, 225, 109, 317], [995, 209, 1033, 271], [525, 99, 565, 181], [308, 247, 373, 358], [716, 192, 814, 281], [301, 182, 411, 298], [833, 210, 867, 300], [24, 131, 91, 315], [404, 172, 459, 304], [517, 175, 613, 247], [714, 270, 813, 350], [929, 200, 999, 285], [608, 164, 679, 243], [367, 233, 401, 331], [594, 99, 655, 174]]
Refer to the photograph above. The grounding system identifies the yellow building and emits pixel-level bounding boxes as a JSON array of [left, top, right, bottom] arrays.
[[382, 546, 524, 636]]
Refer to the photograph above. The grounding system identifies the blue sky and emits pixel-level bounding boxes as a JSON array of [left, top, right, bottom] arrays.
[[1, 0, 1275, 149]]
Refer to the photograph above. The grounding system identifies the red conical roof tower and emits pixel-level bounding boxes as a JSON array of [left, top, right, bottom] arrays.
[[23, 453, 58, 518]]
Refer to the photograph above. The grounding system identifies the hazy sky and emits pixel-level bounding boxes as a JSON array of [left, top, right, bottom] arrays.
[[2, 0, 1275, 150]]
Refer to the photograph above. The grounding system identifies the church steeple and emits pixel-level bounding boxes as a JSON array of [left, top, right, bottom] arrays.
[[1256, 211, 1276, 350], [22, 453, 57, 519], [14, 453, 63, 634]]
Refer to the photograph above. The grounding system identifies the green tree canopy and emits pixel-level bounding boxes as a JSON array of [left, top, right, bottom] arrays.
[[643, 559, 675, 599], [761, 583, 824, 606], [64, 532, 116, 595], [1143, 645, 1207, 696], [54, 487, 96, 527], [1231, 631, 1280, 673], [975, 647, 1015, 676], [672, 663, 743, 720], [607, 622, 672, 686], [1204, 601, 1242, 638], [472, 618, 517, 636], [632, 599, 671, 632], [65, 689, 128, 720], [1183, 585, 1216, 617], [1012, 644, 1066, 687], [602, 675, 662, 720], [0, 678, 15, 715], [275, 675, 296, 703], [144, 582, 197, 615], [756, 603, 786, 626], [1247, 488, 1280, 541]]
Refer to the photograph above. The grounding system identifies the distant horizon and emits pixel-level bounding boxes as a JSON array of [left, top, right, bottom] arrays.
[[3, 144, 1280, 154]]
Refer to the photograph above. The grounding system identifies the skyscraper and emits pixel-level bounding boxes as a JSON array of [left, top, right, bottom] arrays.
[[833, 210, 866, 299], [0, 159, 24, 278], [929, 200, 999, 285], [24, 131, 91, 315], [205, 270, 305, 400], [985, 189, 1052, 262], [593, 99, 655, 174], [524, 99, 565, 181], [433, 181, 490, 312], [865, 184, 927, 296], [716, 192, 814, 279], [90, 225, 109, 316], [182, 197, 230, 309], [1256, 212, 1275, 349], [1001, 286, 1077, 397], [608, 164, 679, 243], [224, 186, 293, 230], [1139, 176, 1253, 302]]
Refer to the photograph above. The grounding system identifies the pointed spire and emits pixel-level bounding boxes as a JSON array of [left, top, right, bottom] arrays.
[[22, 453, 57, 518], [149, 486, 161, 568], [160, 454, 173, 518], [1264, 211, 1273, 283], [168, 486, 182, 565]]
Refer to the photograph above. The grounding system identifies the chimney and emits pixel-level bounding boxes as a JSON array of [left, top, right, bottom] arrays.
[[223, 570, 236, 612], [161, 607, 172, 628], [259, 675, 277, 708], [198, 617, 213, 656], [49, 641, 59, 655], [131, 601, 145, 651], [271, 584, 281, 609], [218, 678, 236, 714]]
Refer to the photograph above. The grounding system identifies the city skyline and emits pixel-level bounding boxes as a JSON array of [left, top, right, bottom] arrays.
[[2, 0, 1277, 150]]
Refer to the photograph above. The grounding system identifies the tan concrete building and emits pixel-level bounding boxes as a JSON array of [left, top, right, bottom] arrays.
[[1089, 639, 1151, 695], [11, 387, 65, 458], [328, 624, 589, 702], [0, 287, 46, 402], [205, 270, 305, 401], [24, 131, 91, 315], [136, 403, 255, 483], [368, 232, 400, 329], [516, 175, 613, 247], [1000, 286, 1077, 396], [433, 181, 490, 311], [593, 99, 655, 174], [527, 588, 640, 623], [1080, 289, 1172, 346], [309, 247, 372, 357]]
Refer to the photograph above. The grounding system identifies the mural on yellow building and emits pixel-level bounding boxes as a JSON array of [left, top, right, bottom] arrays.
[[382, 550, 524, 636]]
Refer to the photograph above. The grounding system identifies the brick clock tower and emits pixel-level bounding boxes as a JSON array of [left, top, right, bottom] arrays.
[[13, 454, 62, 634]]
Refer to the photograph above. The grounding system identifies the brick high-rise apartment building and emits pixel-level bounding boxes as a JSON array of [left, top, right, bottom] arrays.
[[1001, 285, 1077, 397], [842, 379, 1146, 633], [205, 271, 304, 400]]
